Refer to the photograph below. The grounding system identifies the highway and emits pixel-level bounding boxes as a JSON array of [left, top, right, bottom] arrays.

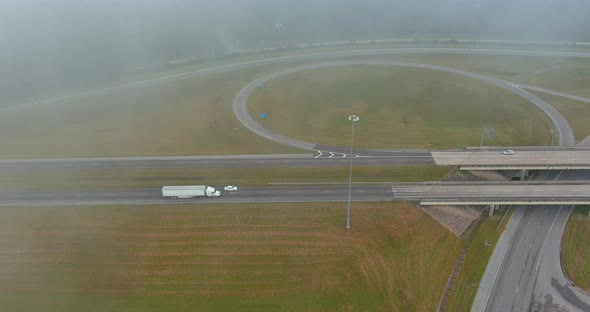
[[0, 185, 394, 206], [1, 47, 589, 310], [5, 148, 590, 170], [391, 183, 590, 201], [432, 149, 590, 170], [479, 170, 590, 312], [4, 183, 590, 206], [0, 151, 435, 170]]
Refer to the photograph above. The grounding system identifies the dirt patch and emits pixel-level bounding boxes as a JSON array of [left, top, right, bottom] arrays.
[[421, 169, 509, 237], [468, 170, 507, 181], [423, 206, 480, 237]]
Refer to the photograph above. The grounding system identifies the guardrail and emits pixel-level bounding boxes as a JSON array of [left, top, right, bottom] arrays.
[[460, 165, 590, 170], [421, 200, 590, 206]]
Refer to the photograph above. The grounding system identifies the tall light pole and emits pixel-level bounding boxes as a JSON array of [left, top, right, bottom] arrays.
[[346, 114, 360, 229]]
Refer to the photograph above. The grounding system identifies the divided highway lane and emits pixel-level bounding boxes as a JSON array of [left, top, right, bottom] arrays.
[[0, 153, 435, 170], [5, 183, 590, 206], [483, 170, 590, 311], [391, 183, 590, 201], [0, 185, 395, 206]]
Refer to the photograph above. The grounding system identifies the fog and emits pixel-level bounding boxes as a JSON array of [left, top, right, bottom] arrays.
[[1, 0, 589, 104]]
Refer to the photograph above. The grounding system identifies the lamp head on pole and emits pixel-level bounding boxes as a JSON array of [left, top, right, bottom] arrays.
[[348, 115, 360, 122]]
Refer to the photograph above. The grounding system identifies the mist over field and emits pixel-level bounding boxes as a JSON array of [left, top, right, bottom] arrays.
[[1, 0, 589, 104]]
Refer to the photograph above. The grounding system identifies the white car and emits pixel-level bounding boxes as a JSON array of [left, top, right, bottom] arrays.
[[502, 150, 514, 155], [224, 185, 238, 191]]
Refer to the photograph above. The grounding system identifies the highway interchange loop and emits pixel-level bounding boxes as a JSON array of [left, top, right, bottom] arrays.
[[229, 51, 589, 311], [233, 60, 575, 151], [4, 47, 590, 311]]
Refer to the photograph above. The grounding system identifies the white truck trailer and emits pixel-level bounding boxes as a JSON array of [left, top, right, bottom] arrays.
[[161, 185, 220, 198]]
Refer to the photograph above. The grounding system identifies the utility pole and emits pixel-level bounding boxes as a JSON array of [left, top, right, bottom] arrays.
[[346, 114, 360, 229]]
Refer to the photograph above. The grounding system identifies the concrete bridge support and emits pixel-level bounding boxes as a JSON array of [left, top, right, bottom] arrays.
[[488, 204, 499, 216], [520, 169, 529, 181]]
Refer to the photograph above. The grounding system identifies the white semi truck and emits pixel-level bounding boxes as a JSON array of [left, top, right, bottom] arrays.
[[161, 185, 220, 198]]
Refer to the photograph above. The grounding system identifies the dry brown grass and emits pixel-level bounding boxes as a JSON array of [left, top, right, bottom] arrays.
[[0, 202, 461, 311]]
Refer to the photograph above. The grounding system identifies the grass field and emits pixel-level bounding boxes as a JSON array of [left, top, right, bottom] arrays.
[[250, 65, 551, 149], [0, 202, 462, 311], [10, 41, 589, 109], [1, 53, 584, 158], [445, 209, 512, 311], [562, 206, 590, 291], [0, 166, 451, 190], [0, 65, 307, 158], [341, 54, 590, 98], [528, 92, 590, 142]]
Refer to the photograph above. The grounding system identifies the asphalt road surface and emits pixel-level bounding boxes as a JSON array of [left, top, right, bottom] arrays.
[[432, 150, 590, 166], [1, 47, 589, 309], [0, 152, 436, 170], [481, 170, 590, 312], [4, 183, 590, 206], [0, 185, 394, 206], [5, 147, 590, 170], [391, 183, 590, 201]]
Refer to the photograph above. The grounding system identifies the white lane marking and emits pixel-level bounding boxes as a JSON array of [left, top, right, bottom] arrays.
[[535, 206, 564, 271], [340, 153, 347, 158], [322, 191, 333, 193], [139, 193, 148, 196], [107, 193, 117, 196], [314, 151, 323, 158], [328, 152, 334, 158], [483, 206, 527, 309]]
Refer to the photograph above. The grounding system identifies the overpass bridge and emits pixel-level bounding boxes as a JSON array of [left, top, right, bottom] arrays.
[[391, 183, 590, 206], [432, 147, 590, 170]]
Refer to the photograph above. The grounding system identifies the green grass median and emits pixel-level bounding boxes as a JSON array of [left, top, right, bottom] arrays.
[[0, 165, 452, 191], [562, 206, 590, 291]]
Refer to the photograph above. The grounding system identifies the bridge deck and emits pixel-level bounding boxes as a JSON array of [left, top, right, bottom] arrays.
[[432, 150, 590, 170]]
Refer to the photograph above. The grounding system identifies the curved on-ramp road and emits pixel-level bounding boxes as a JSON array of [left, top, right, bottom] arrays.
[[232, 60, 575, 149]]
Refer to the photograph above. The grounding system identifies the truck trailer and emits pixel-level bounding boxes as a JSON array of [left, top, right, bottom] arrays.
[[161, 185, 220, 198]]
